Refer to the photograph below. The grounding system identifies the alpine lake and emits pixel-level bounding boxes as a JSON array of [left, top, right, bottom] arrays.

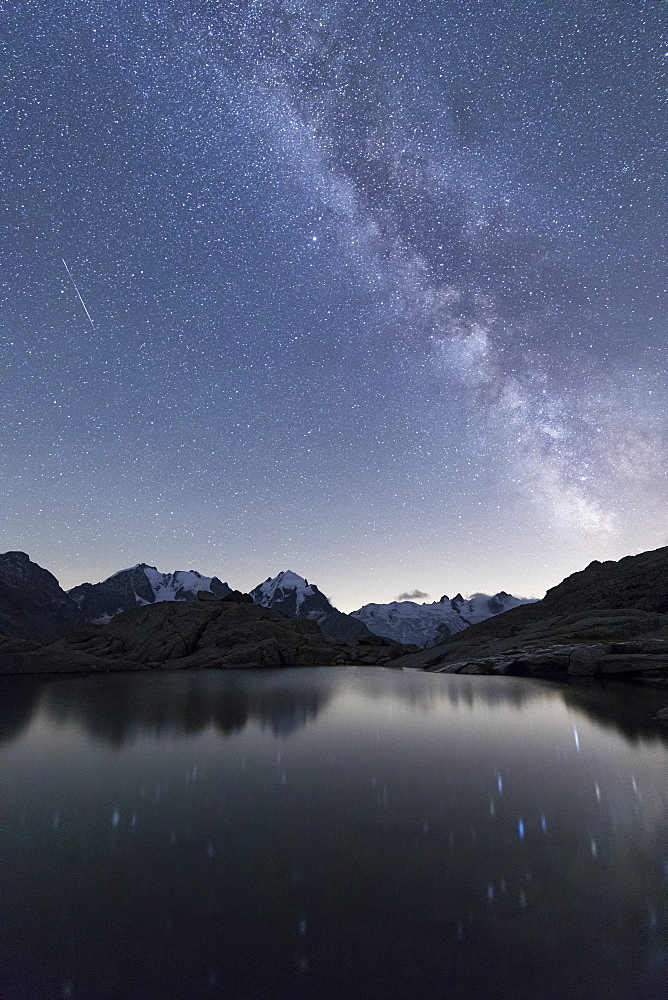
[[2, 666, 668, 999]]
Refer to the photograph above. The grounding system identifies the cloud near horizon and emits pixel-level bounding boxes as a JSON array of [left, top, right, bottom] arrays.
[[396, 589, 430, 601]]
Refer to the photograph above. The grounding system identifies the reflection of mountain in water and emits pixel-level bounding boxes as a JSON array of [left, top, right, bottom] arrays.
[[29, 671, 336, 748], [1, 668, 667, 750], [0, 678, 42, 745], [561, 680, 668, 747], [337, 668, 547, 716]]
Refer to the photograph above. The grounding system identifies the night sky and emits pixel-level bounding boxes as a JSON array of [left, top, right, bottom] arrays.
[[2, 1, 667, 610]]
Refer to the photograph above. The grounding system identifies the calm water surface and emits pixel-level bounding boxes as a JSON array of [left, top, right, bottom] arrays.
[[2, 667, 668, 1000]]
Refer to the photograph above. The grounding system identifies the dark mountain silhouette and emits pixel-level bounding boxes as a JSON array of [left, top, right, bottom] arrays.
[[0, 551, 85, 641]]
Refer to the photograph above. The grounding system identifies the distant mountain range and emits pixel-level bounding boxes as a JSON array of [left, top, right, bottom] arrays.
[[352, 592, 537, 648], [2, 547, 668, 690], [0, 551, 532, 648]]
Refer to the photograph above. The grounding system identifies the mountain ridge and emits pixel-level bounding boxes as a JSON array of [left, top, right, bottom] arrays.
[[2, 547, 668, 692], [352, 591, 536, 648], [0, 590, 413, 674]]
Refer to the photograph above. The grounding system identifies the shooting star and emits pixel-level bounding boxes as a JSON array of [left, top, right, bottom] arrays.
[[62, 258, 94, 327]]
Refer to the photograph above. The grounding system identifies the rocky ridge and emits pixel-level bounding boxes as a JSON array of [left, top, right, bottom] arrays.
[[0, 590, 413, 675], [7, 550, 534, 651], [429, 636, 668, 682], [3, 546, 668, 701]]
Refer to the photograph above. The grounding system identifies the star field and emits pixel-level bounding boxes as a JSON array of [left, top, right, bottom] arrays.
[[1, 1, 667, 609]]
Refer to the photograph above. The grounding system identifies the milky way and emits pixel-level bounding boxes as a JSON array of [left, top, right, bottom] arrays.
[[1, 1, 667, 607]]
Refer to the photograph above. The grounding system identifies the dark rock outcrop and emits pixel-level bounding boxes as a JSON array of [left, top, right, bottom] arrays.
[[427, 636, 668, 684], [219, 590, 254, 604], [538, 546, 668, 615], [0, 590, 415, 675], [390, 608, 668, 671], [0, 551, 86, 642]]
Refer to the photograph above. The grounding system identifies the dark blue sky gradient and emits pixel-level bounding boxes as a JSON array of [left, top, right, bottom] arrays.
[[2, 1, 667, 608]]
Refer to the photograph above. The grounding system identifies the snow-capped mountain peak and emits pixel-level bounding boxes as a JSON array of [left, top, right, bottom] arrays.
[[440, 591, 532, 622], [252, 570, 316, 612], [352, 592, 537, 648], [68, 564, 231, 623], [249, 571, 371, 643], [141, 566, 222, 602]]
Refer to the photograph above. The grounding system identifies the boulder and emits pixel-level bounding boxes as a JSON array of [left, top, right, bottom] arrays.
[[217, 590, 254, 605], [568, 645, 608, 676], [597, 654, 668, 676]]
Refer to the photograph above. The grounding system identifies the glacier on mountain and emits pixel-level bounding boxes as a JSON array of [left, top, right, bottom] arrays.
[[68, 564, 232, 623], [351, 592, 537, 648]]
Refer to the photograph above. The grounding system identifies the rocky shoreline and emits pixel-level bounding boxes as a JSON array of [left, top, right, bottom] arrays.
[[413, 637, 668, 683]]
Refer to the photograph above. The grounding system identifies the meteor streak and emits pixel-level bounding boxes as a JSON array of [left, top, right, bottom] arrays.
[[62, 258, 94, 327]]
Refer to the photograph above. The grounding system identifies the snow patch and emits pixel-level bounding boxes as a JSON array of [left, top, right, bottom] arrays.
[[142, 566, 217, 602]]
